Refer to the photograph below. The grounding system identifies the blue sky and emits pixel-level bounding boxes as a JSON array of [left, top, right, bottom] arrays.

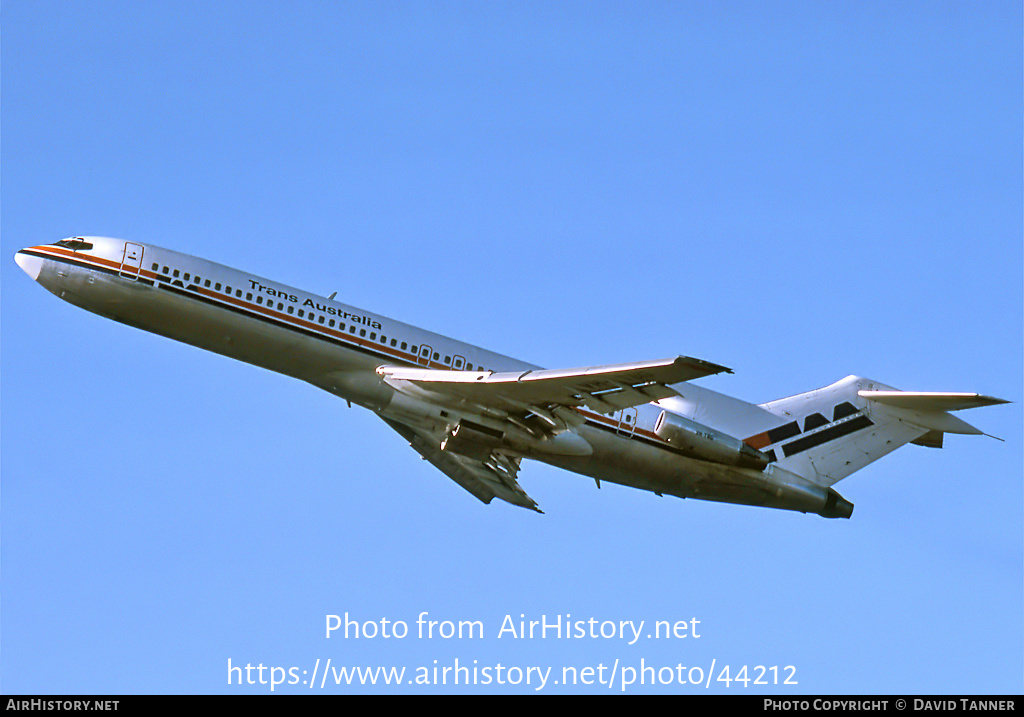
[[3, 2, 1021, 694]]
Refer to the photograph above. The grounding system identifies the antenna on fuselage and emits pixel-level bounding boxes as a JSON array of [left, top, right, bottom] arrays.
[[327, 292, 337, 300]]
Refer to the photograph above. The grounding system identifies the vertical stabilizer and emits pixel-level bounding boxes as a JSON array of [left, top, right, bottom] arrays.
[[747, 377, 1007, 487]]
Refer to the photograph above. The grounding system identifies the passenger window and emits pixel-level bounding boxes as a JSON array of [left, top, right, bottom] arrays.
[[173, 269, 180, 277], [184, 273, 190, 281], [235, 289, 242, 297], [298, 310, 304, 318], [360, 329, 366, 337], [318, 316, 325, 324], [151, 263, 159, 271], [215, 283, 221, 291], [287, 305, 294, 314], [246, 293, 252, 301]]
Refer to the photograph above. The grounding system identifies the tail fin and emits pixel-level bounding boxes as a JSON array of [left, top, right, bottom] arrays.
[[747, 376, 1008, 486]]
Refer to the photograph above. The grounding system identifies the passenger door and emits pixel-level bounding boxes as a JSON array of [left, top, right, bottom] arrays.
[[119, 242, 145, 280]]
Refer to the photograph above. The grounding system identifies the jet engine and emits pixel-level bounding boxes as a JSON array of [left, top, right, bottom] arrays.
[[654, 410, 769, 471]]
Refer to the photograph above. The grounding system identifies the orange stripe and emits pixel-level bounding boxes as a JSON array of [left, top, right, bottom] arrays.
[[743, 433, 771, 449], [31, 245, 448, 369], [33, 245, 678, 446]]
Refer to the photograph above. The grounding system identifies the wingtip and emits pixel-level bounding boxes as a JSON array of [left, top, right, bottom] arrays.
[[673, 355, 733, 375]]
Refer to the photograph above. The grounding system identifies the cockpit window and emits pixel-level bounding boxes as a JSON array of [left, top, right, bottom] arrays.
[[54, 239, 94, 251]]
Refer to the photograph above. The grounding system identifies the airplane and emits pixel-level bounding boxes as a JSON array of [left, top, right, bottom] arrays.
[[15, 237, 1009, 519]]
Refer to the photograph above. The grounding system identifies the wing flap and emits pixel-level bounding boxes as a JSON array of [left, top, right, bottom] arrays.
[[380, 417, 542, 513]]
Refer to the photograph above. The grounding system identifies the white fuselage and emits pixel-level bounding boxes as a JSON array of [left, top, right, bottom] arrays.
[[15, 237, 854, 517]]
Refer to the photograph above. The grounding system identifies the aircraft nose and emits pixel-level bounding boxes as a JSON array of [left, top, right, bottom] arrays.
[[15, 250, 43, 281]]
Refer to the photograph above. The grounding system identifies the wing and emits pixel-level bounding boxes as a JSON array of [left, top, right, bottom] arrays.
[[380, 417, 543, 513], [376, 355, 729, 513], [377, 355, 730, 422]]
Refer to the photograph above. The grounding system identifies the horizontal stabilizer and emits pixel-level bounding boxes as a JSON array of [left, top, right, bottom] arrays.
[[858, 391, 1009, 412], [859, 390, 1009, 435]]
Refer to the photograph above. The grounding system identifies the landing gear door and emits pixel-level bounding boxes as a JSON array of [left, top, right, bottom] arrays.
[[119, 242, 145, 280]]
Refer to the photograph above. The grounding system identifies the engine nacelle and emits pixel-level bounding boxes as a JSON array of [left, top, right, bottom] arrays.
[[654, 410, 769, 471]]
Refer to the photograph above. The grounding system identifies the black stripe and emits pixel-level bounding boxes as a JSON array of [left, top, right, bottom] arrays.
[[767, 421, 800, 444], [33, 249, 412, 368], [833, 401, 859, 420], [154, 281, 407, 366], [39, 249, 791, 464], [803, 412, 828, 431], [781, 415, 874, 457]]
